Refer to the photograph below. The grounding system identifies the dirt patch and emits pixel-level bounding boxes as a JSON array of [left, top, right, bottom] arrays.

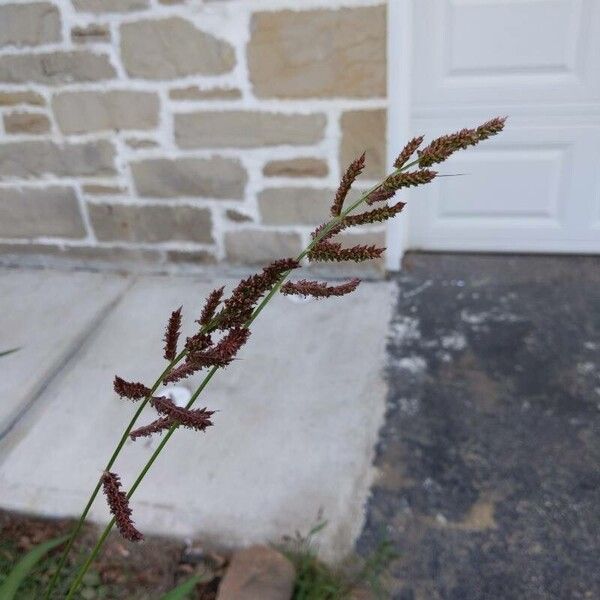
[[0, 509, 222, 599]]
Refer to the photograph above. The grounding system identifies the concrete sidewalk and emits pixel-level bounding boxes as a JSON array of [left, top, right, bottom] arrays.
[[0, 267, 394, 560]]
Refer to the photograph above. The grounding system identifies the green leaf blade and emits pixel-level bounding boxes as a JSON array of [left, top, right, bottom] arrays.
[[160, 573, 205, 600], [0, 535, 68, 600]]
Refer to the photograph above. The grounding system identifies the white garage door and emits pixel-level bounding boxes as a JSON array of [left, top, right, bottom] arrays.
[[394, 0, 600, 255]]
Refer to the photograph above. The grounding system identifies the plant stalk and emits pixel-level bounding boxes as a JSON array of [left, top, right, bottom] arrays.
[[64, 165, 406, 598], [43, 351, 186, 599]]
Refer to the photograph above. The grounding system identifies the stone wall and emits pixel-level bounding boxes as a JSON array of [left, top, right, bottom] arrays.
[[0, 0, 387, 272]]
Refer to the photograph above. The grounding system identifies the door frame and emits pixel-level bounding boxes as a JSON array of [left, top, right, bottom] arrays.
[[386, 0, 413, 270]]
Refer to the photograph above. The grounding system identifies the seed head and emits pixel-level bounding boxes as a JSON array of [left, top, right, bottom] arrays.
[[331, 152, 365, 217], [130, 416, 173, 440], [281, 278, 361, 298], [418, 117, 506, 167], [163, 307, 182, 361], [185, 332, 212, 354], [342, 201, 405, 227], [394, 136, 424, 169], [217, 259, 299, 329], [101, 471, 143, 542], [150, 397, 214, 433], [308, 240, 385, 263], [163, 360, 202, 384], [197, 286, 224, 327], [113, 376, 150, 401], [365, 187, 396, 206], [383, 170, 437, 190]]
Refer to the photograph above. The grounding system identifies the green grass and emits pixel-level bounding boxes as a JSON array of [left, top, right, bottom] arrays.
[[0, 540, 108, 599], [281, 522, 397, 600]]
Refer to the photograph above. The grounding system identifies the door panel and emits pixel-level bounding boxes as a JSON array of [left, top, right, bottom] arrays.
[[406, 0, 600, 254], [408, 117, 600, 252], [413, 0, 600, 107]]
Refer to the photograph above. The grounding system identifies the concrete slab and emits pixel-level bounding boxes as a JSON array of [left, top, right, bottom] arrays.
[[0, 273, 393, 560], [0, 268, 131, 436]]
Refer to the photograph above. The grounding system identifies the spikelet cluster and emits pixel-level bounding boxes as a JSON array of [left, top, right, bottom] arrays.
[[331, 152, 365, 216], [130, 400, 214, 439], [216, 258, 299, 330], [198, 286, 224, 327], [114, 376, 150, 401], [101, 472, 143, 542], [342, 201, 405, 227], [152, 397, 214, 432], [394, 136, 424, 169], [163, 307, 182, 361], [383, 169, 437, 190], [418, 117, 506, 167], [129, 416, 172, 440], [365, 187, 396, 206], [308, 240, 385, 263], [281, 278, 360, 298]]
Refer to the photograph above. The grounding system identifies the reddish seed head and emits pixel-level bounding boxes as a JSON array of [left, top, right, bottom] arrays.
[[308, 240, 385, 263], [163, 360, 202, 384], [163, 306, 182, 361], [185, 332, 212, 354], [113, 376, 150, 400], [200, 327, 251, 368], [281, 278, 361, 298], [365, 187, 396, 206], [150, 397, 214, 433], [331, 152, 366, 217], [130, 416, 173, 440], [394, 135, 424, 169], [342, 201, 405, 227], [418, 117, 506, 167], [217, 259, 299, 329], [383, 169, 437, 190], [101, 471, 143, 542], [198, 286, 224, 327]]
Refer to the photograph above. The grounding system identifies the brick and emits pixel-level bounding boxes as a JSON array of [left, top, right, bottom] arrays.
[[263, 158, 328, 178], [248, 6, 386, 98], [0, 3, 61, 47], [71, 24, 111, 44], [258, 187, 332, 225], [166, 249, 216, 264], [225, 230, 302, 264], [131, 157, 246, 199], [121, 18, 235, 79], [0, 90, 45, 107], [0, 187, 85, 239], [341, 110, 387, 179], [169, 86, 242, 101], [89, 203, 213, 243], [73, 0, 149, 11], [0, 51, 115, 85], [175, 111, 325, 149], [52, 90, 159, 134], [0, 140, 116, 179], [3, 112, 50, 135]]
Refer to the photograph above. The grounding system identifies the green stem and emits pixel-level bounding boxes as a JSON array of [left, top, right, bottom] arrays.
[[66, 368, 219, 599], [64, 165, 406, 598], [43, 350, 186, 599]]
